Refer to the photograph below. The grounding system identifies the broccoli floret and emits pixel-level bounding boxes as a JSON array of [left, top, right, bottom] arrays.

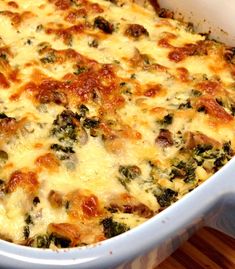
[[184, 167, 196, 183], [117, 177, 129, 190], [36, 235, 50, 248], [40, 52, 56, 64], [74, 66, 88, 75], [23, 226, 30, 239], [119, 165, 141, 181], [49, 234, 71, 248], [79, 104, 89, 118], [193, 144, 215, 165], [82, 117, 100, 137], [50, 144, 75, 154], [30, 234, 50, 248], [29, 234, 56, 248], [33, 196, 40, 206], [162, 114, 173, 125], [50, 109, 89, 160], [178, 100, 192, 109], [171, 160, 197, 183], [101, 217, 129, 238], [193, 142, 233, 171], [83, 117, 100, 129], [155, 188, 177, 208], [193, 144, 213, 156], [223, 141, 233, 156], [25, 214, 33, 225], [50, 144, 75, 160], [0, 113, 8, 119], [118, 165, 141, 189], [51, 110, 80, 146], [214, 155, 227, 168], [158, 114, 173, 125]]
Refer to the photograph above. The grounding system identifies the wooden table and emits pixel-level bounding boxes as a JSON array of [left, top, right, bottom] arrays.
[[157, 228, 235, 269]]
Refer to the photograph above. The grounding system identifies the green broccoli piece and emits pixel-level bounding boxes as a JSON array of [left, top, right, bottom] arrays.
[[25, 214, 33, 225], [155, 188, 177, 208], [36, 235, 50, 248], [193, 142, 233, 171], [49, 234, 71, 248], [118, 165, 141, 189], [101, 217, 129, 238], [223, 141, 233, 156], [159, 114, 173, 125], [50, 144, 75, 160], [83, 117, 100, 129], [23, 226, 30, 239], [79, 104, 89, 118], [50, 109, 90, 161], [0, 113, 8, 119], [178, 100, 192, 109], [119, 165, 141, 181], [40, 52, 56, 64], [51, 110, 80, 145], [29, 234, 50, 248], [74, 66, 88, 75], [171, 160, 197, 183]]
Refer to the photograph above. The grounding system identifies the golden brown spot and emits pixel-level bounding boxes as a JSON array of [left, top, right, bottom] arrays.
[[6, 170, 39, 194], [66, 190, 103, 220], [197, 81, 222, 96], [144, 84, 162, 97], [7, 1, 19, 8], [196, 97, 233, 122], [0, 72, 10, 88], [35, 153, 59, 171]]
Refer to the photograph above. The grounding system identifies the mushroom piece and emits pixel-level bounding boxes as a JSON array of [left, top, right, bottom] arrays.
[[184, 131, 220, 150], [156, 129, 174, 147], [107, 193, 154, 218], [125, 24, 149, 39], [48, 190, 63, 208]]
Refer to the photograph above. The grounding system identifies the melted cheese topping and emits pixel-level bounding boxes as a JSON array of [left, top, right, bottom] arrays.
[[0, 0, 235, 248]]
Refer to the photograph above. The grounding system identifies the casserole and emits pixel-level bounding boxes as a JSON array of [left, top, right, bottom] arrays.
[[0, 0, 235, 268]]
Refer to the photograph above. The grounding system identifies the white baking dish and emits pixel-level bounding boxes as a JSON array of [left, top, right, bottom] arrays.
[[158, 0, 235, 45], [0, 0, 235, 268]]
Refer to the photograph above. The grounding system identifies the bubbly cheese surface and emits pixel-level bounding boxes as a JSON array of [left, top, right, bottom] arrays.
[[0, 0, 235, 248]]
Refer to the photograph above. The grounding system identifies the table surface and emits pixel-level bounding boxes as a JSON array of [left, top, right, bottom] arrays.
[[157, 228, 235, 269]]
